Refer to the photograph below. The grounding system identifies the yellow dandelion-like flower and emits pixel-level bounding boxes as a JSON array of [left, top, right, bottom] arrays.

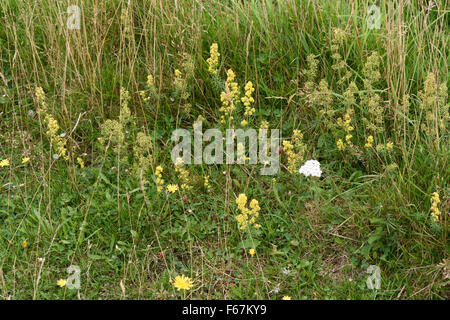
[[173, 274, 193, 291], [0, 159, 10, 167], [23, 240, 27, 248], [282, 296, 291, 300], [57, 279, 67, 287], [249, 248, 256, 257], [22, 157, 30, 164]]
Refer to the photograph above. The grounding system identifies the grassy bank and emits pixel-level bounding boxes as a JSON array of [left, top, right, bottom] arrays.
[[0, 0, 448, 299]]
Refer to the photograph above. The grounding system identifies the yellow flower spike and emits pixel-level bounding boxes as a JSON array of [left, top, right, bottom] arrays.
[[155, 165, 164, 193], [173, 274, 193, 291], [430, 192, 441, 222], [336, 139, 345, 151], [206, 43, 220, 75], [57, 279, 67, 287], [386, 142, 393, 150], [235, 194, 260, 230], [364, 135, 374, 149], [147, 74, 154, 87], [77, 157, 85, 168]]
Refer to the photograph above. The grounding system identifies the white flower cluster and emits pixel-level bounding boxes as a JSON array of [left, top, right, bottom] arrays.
[[299, 160, 322, 177]]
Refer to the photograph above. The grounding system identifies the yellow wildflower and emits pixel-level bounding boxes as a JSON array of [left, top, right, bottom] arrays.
[[22, 157, 30, 164], [23, 240, 27, 248], [282, 296, 291, 300], [204, 175, 211, 191], [430, 192, 441, 222], [0, 159, 10, 167], [249, 248, 256, 257], [173, 274, 193, 291], [386, 142, 393, 150], [365, 135, 374, 149], [236, 194, 261, 230], [57, 279, 67, 287], [147, 74, 154, 87], [77, 157, 85, 168], [336, 139, 345, 151], [345, 134, 353, 145], [175, 158, 192, 191], [155, 165, 164, 193], [167, 184, 179, 193], [206, 43, 220, 75]]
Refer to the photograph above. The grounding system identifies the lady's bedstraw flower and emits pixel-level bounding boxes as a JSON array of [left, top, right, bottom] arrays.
[[175, 158, 192, 191], [35, 87, 69, 160], [173, 274, 193, 291], [242, 81, 256, 112], [299, 160, 322, 178], [430, 192, 441, 222], [147, 74, 154, 88], [364, 135, 374, 150], [77, 157, 85, 168], [282, 130, 306, 173], [204, 175, 211, 191], [219, 69, 240, 124], [235, 194, 261, 230], [0, 159, 10, 167], [167, 184, 179, 193], [386, 142, 393, 150], [206, 43, 220, 75], [155, 165, 164, 193], [336, 139, 345, 151]]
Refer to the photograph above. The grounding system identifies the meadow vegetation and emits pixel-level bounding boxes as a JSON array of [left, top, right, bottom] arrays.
[[0, 0, 448, 299]]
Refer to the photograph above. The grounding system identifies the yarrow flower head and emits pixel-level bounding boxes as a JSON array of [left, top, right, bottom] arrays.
[[299, 160, 322, 177], [173, 274, 193, 291]]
